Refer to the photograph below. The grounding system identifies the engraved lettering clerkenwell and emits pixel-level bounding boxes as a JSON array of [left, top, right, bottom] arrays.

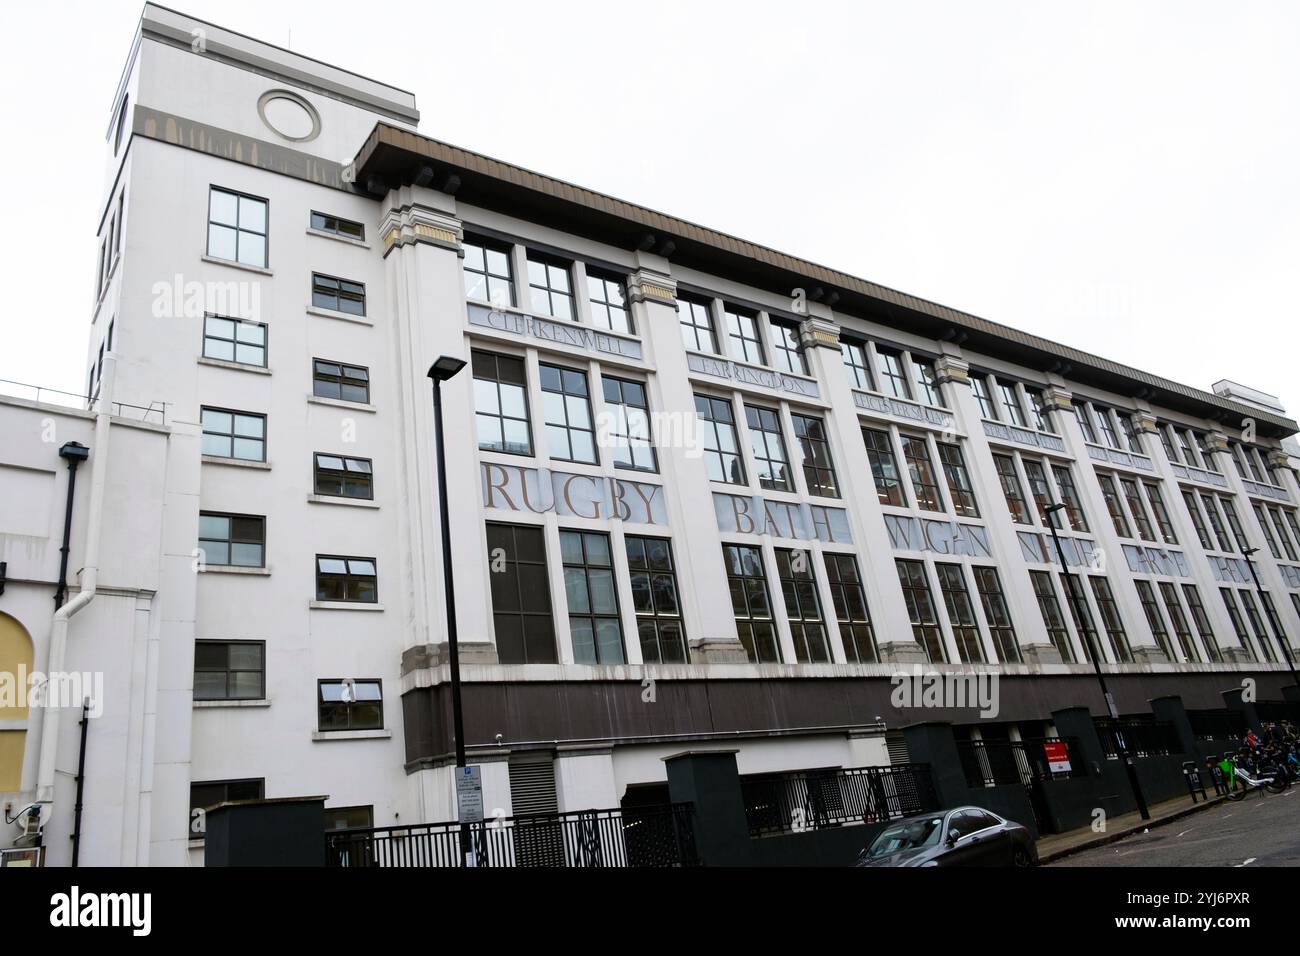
[[468, 303, 643, 361]]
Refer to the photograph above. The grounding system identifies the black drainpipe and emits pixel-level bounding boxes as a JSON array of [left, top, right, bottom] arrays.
[[54, 442, 90, 610], [71, 700, 90, 866]]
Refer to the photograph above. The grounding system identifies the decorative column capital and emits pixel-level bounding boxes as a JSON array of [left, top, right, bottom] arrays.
[[797, 316, 841, 351], [1042, 385, 1074, 413], [1134, 410, 1160, 435], [933, 355, 970, 385], [1267, 448, 1292, 469], [379, 203, 462, 257], [1204, 431, 1231, 454], [628, 269, 678, 308]]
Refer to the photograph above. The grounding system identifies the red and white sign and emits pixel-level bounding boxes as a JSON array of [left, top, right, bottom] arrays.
[[1044, 741, 1071, 774]]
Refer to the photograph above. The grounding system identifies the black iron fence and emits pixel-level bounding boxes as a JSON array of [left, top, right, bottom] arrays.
[[1187, 709, 1247, 742], [1095, 719, 1181, 758], [956, 737, 1083, 789], [325, 803, 698, 867], [741, 763, 939, 837]]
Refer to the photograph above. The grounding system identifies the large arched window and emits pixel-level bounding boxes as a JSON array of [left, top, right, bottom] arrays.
[[0, 613, 34, 792]]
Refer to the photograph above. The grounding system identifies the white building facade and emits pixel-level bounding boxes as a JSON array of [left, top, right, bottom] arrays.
[[3, 4, 1300, 865]]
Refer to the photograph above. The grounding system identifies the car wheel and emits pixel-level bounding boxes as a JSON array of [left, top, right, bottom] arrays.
[[1013, 845, 1034, 868]]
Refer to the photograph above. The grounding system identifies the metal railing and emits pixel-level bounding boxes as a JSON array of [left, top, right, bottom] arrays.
[[0, 378, 167, 425], [741, 763, 939, 837], [1187, 709, 1248, 742], [1095, 719, 1181, 758], [325, 803, 698, 868], [956, 737, 1083, 789]]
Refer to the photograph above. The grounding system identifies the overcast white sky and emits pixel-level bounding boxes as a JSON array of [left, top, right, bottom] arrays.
[[1, 0, 1295, 412]]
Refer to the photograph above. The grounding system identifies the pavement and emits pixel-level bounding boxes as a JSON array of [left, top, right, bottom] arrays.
[[1045, 785, 1300, 866]]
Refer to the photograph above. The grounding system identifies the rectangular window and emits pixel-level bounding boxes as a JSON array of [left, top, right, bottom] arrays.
[[586, 271, 631, 334], [1253, 503, 1282, 560], [1238, 590, 1276, 663], [900, 435, 943, 512], [540, 363, 596, 463], [842, 340, 873, 390], [912, 358, 943, 407], [527, 255, 575, 320], [203, 316, 266, 367], [973, 567, 1020, 663], [1267, 506, 1297, 561], [1182, 584, 1221, 663], [745, 405, 792, 491], [310, 211, 365, 241], [1134, 579, 1174, 661], [625, 535, 687, 664], [935, 563, 984, 663], [1159, 581, 1201, 663], [463, 238, 515, 306], [313, 453, 373, 499], [200, 407, 266, 461], [792, 414, 839, 498], [1025, 387, 1054, 433], [775, 548, 830, 663], [1119, 415, 1143, 454], [313, 359, 370, 404], [1181, 489, 1213, 549], [875, 347, 910, 400], [560, 530, 624, 665], [895, 559, 946, 663], [724, 306, 765, 364], [199, 512, 264, 568], [190, 779, 263, 836], [1178, 430, 1203, 469], [1071, 401, 1098, 444], [1204, 491, 1239, 552], [318, 679, 383, 732], [1284, 510, 1300, 557], [1220, 589, 1259, 662], [1021, 459, 1054, 526], [1030, 570, 1075, 663], [1094, 406, 1121, 449], [937, 442, 979, 517], [311, 273, 366, 315], [1220, 498, 1250, 552], [1096, 473, 1132, 538], [1061, 573, 1101, 663], [697, 394, 745, 484], [678, 296, 717, 353], [862, 427, 905, 507], [473, 350, 532, 455], [824, 553, 877, 663], [772, 322, 807, 375], [486, 523, 557, 664], [1089, 577, 1133, 663], [723, 545, 780, 663], [324, 806, 374, 832], [194, 641, 265, 701], [996, 380, 1026, 427], [1119, 477, 1155, 541], [207, 187, 267, 268], [1143, 483, 1178, 545], [315, 555, 377, 604], [1052, 465, 1089, 533], [993, 453, 1031, 524], [1159, 426, 1180, 463], [601, 376, 656, 472], [970, 375, 997, 420]]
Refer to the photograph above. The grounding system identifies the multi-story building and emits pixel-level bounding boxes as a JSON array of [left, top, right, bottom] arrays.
[[2, 4, 1299, 865]]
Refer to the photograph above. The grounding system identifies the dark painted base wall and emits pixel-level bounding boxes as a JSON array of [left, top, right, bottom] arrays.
[[402, 670, 1296, 768]]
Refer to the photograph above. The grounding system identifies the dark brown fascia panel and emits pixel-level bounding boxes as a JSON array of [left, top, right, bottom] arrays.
[[353, 123, 1297, 438]]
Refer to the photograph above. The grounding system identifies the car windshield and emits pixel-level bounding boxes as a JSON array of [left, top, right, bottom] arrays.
[[864, 817, 944, 857]]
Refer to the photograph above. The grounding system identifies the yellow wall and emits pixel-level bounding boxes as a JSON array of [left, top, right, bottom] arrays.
[[0, 614, 33, 791]]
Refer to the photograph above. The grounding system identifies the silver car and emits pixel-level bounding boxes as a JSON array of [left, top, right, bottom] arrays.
[[856, 806, 1037, 867]]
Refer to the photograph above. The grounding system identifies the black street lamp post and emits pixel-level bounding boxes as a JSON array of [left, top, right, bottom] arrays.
[[1240, 546, 1300, 694], [428, 355, 472, 865], [1044, 502, 1150, 820]]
